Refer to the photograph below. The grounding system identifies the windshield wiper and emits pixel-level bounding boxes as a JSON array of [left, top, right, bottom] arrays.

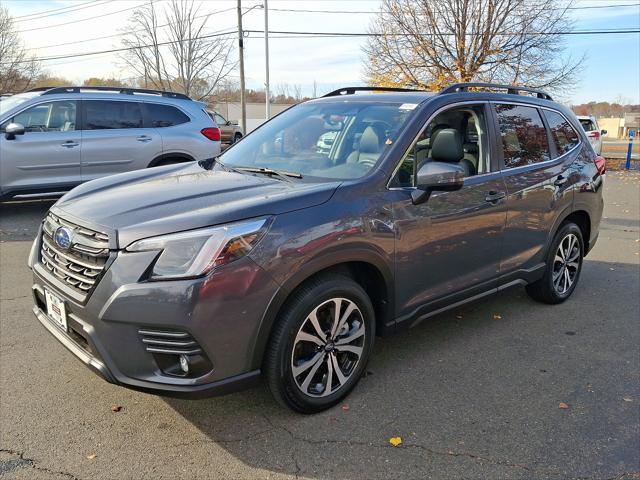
[[235, 167, 303, 182]]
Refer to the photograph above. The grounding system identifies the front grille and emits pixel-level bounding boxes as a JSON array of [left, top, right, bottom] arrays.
[[138, 329, 202, 355], [40, 212, 110, 299]]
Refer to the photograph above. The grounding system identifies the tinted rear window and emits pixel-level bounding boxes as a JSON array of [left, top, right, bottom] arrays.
[[84, 101, 143, 130], [147, 103, 190, 128], [495, 104, 551, 168], [544, 110, 580, 155]]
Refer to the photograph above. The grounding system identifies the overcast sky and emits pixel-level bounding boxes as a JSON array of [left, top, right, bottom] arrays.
[[3, 0, 639, 105]]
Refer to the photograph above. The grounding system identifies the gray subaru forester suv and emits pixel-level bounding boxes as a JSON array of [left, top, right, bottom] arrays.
[[29, 84, 605, 413], [0, 86, 221, 201]]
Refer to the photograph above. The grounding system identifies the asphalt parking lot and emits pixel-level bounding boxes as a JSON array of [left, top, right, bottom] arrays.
[[1, 172, 639, 480]]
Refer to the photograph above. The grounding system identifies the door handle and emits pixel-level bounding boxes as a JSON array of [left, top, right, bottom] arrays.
[[554, 175, 568, 186], [485, 190, 506, 203], [61, 141, 79, 148], [136, 135, 152, 142]]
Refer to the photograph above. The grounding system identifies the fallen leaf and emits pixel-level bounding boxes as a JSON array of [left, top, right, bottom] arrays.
[[559, 402, 569, 409], [455, 314, 463, 319], [341, 404, 350, 412], [609, 267, 615, 271], [493, 314, 502, 320], [623, 396, 633, 402], [389, 436, 402, 447], [87, 454, 97, 460], [111, 405, 123, 412]]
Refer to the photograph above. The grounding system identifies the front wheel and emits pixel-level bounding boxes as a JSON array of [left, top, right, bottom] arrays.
[[265, 274, 375, 413], [526, 222, 584, 304]]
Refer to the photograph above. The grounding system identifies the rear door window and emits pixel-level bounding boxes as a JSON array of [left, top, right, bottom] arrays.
[[84, 101, 143, 130], [544, 110, 580, 155], [146, 103, 190, 128], [495, 104, 551, 169]]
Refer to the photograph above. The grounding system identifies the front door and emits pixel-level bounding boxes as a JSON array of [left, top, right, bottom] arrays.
[[80, 99, 162, 181], [391, 102, 507, 320], [0, 100, 80, 195]]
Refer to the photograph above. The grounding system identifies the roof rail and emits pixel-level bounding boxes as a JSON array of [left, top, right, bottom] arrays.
[[26, 86, 58, 93], [322, 86, 426, 97], [439, 83, 553, 101], [37, 86, 191, 100]]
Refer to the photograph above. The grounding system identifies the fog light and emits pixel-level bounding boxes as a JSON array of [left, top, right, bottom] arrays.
[[179, 354, 189, 374]]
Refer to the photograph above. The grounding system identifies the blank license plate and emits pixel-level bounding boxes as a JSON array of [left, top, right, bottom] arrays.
[[45, 289, 67, 332]]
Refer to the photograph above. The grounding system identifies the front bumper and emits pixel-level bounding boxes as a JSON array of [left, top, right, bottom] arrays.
[[30, 232, 281, 398]]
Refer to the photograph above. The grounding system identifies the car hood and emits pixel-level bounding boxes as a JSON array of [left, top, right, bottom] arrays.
[[52, 162, 340, 248]]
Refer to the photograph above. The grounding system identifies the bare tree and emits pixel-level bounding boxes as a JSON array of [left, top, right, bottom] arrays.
[[120, 0, 236, 100], [363, 0, 583, 94], [0, 6, 40, 93]]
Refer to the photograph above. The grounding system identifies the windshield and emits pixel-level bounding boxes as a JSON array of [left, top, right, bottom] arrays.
[[0, 92, 40, 117], [220, 101, 417, 180]]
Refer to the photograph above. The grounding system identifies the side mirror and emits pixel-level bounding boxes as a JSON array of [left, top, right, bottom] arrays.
[[226, 120, 232, 126], [411, 161, 465, 204], [5, 122, 25, 140], [601, 129, 607, 136]]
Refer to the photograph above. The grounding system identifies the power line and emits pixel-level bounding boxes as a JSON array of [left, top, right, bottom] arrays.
[[13, 1, 113, 23], [15, 1, 151, 33], [6, 27, 639, 66], [1, 30, 238, 66], [24, 6, 239, 51], [12, 0, 101, 20], [244, 28, 640, 37], [268, 2, 640, 14]]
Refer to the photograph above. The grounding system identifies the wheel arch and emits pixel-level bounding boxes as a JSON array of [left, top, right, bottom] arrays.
[[250, 250, 395, 369], [147, 152, 195, 168]]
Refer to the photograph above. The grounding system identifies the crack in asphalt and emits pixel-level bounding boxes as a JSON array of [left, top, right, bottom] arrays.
[[0, 448, 82, 480], [0, 295, 29, 302], [257, 414, 636, 479]]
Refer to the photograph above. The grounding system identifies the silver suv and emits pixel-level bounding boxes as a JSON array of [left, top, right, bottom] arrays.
[[0, 86, 221, 201]]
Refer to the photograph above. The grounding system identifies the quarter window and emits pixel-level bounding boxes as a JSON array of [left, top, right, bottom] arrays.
[[495, 104, 551, 168], [544, 110, 580, 155], [84, 100, 143, 130], [10, 101, 76, 132], [146, 103, 189, 128]]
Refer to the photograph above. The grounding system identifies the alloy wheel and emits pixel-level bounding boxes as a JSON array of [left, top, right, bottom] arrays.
[[552, 233, 581, 295], [290, 297, 366, 398]]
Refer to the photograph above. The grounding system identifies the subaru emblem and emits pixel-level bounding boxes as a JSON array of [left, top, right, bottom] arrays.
[[54, 226, 73, 250]]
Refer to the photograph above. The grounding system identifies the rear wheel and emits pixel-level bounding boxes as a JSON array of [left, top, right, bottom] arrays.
[[265, 274, 375, 413], [526, 222, 584, 304]]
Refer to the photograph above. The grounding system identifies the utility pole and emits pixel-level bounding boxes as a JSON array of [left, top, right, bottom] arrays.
[[264, 0, 270, 120], [237, 0, 247, 134]]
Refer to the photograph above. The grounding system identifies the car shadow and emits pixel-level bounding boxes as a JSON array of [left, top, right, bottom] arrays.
[[163, 259, 640, 479]]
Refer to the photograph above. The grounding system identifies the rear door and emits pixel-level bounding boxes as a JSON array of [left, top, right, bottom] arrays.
[[579, 118, 601, 154], [0, 100, 81, 194], [80, 99, 162, 181], [494, 103, 576, 280]]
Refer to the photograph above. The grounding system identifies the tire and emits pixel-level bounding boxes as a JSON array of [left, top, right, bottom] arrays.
[[233, 133, 242, 143], [265, 274, 375, 413], [526, 222, 584, 304]]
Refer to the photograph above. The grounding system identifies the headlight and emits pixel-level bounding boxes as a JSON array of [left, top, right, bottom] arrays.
[[126, 218, 269, 280]]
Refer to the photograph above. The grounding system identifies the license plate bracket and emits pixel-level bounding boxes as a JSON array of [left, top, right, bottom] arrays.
[[45, 289, 67, 332]]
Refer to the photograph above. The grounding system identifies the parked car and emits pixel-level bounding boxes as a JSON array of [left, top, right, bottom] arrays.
[[29, 83, 605, 413], [0, 86, 221, 200], [207, 110, 243, 144], [577, 115, 606, 155]]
